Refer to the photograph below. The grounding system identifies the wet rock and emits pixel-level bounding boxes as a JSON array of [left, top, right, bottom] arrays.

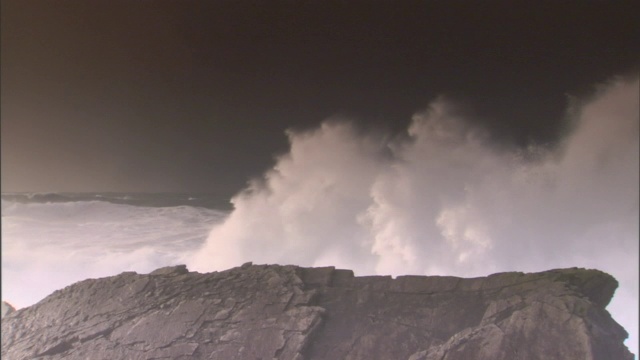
[[1, 264, 633, 359]]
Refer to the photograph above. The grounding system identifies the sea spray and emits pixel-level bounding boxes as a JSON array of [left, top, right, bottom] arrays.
[[190, 76, 639, 351]]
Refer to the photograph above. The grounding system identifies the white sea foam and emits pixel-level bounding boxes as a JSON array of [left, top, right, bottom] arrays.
[[1, 199, 227, 308], [190, 76, 639, 354]]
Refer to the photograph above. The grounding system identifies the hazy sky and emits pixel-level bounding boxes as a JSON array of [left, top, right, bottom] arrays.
[[1, 0, 637, 194]]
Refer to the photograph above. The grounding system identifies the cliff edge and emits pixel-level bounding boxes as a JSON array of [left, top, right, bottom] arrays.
[[1, 263, 632, 359]]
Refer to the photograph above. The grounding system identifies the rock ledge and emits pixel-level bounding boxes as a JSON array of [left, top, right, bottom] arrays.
[[1, 264, 633, 359]]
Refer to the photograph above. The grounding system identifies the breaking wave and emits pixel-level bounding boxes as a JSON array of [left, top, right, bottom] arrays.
[[190, 76, 639, 352]]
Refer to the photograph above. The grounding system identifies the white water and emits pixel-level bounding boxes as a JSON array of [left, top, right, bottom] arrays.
[[1, 199, 226, 309], [190, 76, 639, 355]]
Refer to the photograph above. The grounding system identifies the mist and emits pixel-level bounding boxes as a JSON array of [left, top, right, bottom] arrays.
[[189, 76, 639, 352]]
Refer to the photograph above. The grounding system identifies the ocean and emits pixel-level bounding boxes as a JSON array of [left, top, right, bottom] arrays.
[[1, 192, 230, 309]]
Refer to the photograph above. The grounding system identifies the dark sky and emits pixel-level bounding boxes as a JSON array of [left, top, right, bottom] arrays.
[[1, 0, 638, 194]]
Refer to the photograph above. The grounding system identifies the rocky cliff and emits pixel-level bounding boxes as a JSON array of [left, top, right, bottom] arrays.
[[1, 263, 633, 359]]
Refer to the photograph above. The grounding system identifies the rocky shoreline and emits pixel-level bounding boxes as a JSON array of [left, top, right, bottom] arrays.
[[1, 263, 633, 359]]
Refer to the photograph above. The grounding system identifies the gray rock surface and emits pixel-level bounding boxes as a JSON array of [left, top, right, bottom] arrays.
[[1, 301, 16, 319], [1, 264, 633, 359]]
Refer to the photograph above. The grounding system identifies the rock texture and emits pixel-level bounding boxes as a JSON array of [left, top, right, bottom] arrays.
[[1, 301, 16, 319], [1, 263, 633, 360]]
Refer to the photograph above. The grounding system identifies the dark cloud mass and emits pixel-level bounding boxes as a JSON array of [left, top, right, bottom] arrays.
[[1, 0, 638, 192]]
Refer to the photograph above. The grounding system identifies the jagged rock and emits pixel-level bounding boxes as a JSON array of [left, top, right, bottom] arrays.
[[1, 264, 633, 359], [1, 301, 15, 319]]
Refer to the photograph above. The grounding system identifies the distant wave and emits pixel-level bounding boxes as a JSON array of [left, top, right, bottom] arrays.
[[0, 192, 232, 210], [2, 192, 78, 204], [2, 198, 227, 223]]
